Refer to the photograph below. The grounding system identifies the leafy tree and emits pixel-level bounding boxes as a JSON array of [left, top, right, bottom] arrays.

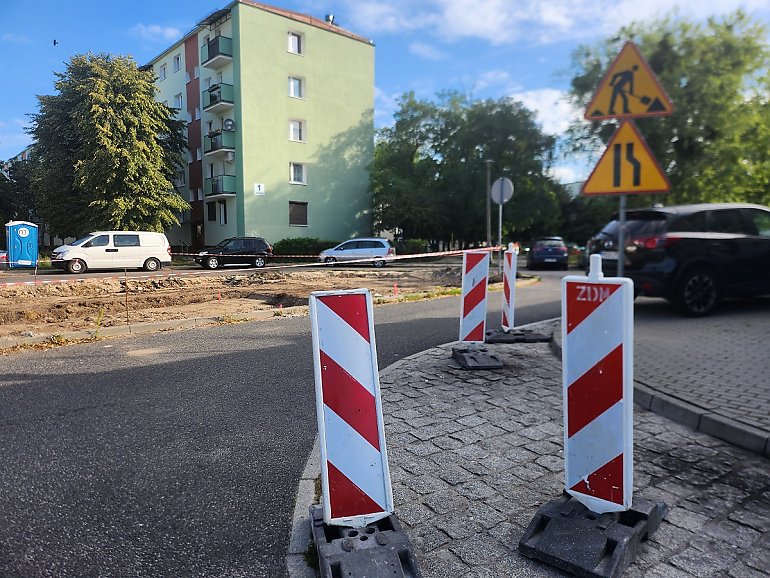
[[568, 11, 770, 207], [372, 92, 563, 246], [30, 53, 189, 238]]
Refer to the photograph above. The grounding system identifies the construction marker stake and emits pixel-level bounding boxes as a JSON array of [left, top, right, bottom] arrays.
[[459, 251, 489, 343], [502, 243, 517, 332], [562, 254, 634, 514], [309, 289, 394, 528]]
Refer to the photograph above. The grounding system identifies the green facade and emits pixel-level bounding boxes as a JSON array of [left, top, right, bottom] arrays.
[[215, 3, 374, 245]]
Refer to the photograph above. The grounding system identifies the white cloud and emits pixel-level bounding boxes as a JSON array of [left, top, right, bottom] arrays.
[[511, 88, 580, 136], [474, 70, 517, 93], [339, 0, 770, 45], [409, 42, 447, 60], [374, 87, 401, 127], [1, 33, 31, 44], [129, 24, 182, 43]]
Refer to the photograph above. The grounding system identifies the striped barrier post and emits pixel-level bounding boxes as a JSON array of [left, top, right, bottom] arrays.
[[459, 251, 489, 343], [309, 289, 394, 527], [501, 243, 517, 332], [562, 254, 634, 513]]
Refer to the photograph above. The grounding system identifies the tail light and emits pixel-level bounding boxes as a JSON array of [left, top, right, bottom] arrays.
[[387, 247, 396, 256], [630, 235, 681, 250], [167, 245, 172, 256]]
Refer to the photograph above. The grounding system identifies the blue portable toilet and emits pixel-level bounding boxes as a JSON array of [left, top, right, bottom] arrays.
[[5, 221, 39, 268]]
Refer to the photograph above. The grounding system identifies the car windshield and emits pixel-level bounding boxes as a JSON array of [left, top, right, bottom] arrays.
[[599, 211, 668, 238], [69, 235, 96, 247], [213, 239, 232, 248], [535, 240, 564, 248]]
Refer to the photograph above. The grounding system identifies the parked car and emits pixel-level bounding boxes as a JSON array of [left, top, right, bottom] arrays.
[[318, 238, 395, 267], [526, 237, 569, 270], [586, 203, 770, 316], [194, 237, 273, 269], [51, 231, 172, 274]]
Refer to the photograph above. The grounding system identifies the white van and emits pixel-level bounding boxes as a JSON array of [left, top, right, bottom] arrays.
[[51, 231, 172, 274]]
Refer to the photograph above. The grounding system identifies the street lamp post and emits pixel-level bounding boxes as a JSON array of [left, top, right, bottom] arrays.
[[484, 159, 493, 248]]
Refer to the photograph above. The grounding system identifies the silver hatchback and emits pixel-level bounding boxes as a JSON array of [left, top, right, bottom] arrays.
[[319, 238, 395, 267]]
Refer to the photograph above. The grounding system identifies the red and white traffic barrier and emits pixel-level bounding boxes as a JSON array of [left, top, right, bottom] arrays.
[[459, 251, 490, 342], [309, 289, 394, 527], [562, 254, 634, 514], [502, 243, 517, 331]]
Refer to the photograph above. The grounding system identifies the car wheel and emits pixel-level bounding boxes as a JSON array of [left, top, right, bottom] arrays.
[[676, 267, 720, 317], [373, 259, 385, 268], [67, 259, 86, 274], [324, 257, 336, 266], [206, 256, 220, 269], [143, 257, 161, 272], [253, 256, 266, 268]]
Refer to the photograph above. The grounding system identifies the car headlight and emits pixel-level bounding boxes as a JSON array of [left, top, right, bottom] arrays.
[[198, 251, 208, 256]]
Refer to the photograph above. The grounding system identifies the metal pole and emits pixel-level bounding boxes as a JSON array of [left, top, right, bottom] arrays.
[[485, 159, 493, 248], [617, 195, 627, 278], [498, 203, 503, 276]]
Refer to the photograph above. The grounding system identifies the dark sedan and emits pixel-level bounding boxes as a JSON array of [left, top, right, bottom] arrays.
[[194, 237, 273, 269], [527, 237, 569, 270]]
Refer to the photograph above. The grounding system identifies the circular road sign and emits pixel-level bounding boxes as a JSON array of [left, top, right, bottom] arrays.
[[491, 177, 514, 205]]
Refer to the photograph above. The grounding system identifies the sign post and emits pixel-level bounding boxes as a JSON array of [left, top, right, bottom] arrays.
[[490, 177, 514, 276], [581, 41, 673, 277]]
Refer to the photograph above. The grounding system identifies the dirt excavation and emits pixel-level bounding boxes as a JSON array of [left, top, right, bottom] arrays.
[[0, 265, 473, 350]]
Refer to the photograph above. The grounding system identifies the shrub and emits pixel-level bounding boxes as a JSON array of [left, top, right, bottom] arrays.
[[401, 239, 429, 254], [272, 237, 339, 256]]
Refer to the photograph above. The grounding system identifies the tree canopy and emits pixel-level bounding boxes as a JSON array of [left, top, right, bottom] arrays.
[[372, 92, 565, 246], [567, 11, 770, 208], [30, 53, 189, 238]]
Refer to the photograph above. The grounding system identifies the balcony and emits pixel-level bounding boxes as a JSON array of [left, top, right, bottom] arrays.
[[202, 83, 234, 114], [204, 175, 237, 200], [201, 36, 233, 70], [204, 130, 236, 159]]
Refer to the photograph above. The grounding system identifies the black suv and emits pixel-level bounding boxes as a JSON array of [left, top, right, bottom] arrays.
[[587, 203, 770, 316], [194, 237, 273, 269]]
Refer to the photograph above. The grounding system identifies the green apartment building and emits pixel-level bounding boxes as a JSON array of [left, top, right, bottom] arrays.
[[146, 1, 375, 250]]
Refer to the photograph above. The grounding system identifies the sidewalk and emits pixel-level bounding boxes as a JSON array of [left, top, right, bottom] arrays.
[[288, 319, 770, 577]]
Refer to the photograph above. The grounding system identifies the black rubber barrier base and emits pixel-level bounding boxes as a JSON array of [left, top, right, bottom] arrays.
[[485, 329, 552, 344], [451, 345, 504, 369], [518, 494, 667, 578], [310, 504, 422, 578]]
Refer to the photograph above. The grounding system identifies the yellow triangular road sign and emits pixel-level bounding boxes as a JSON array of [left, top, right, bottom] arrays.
[[582, 121, 670, 195], [584, 42, 674, 121]]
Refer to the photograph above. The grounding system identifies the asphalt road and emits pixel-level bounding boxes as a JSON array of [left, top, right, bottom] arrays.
[[0, 272, 563, 577]]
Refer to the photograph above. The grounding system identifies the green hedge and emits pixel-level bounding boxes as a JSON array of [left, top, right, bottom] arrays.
[[272, 237, 340, 256], [401, 239, 429, 254]]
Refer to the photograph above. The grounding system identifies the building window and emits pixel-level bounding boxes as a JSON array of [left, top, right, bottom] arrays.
[[159, 64, 167, 80], [174, 93, 183, 110], [173, 54, 181, 72], [207, 202, 216, 221], [218, 200, 228, 225], [289, 120, 305, 142], [290, 162, 306, 184], [289, 201, 308, 226], [288, 32, 303, 55], [288, 76, 304, 98], [194, 65, 200, 79]]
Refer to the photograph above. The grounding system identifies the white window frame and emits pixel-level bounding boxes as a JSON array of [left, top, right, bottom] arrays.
[[174, 93, 183, 110], [159, 64, 167, 81], [288, 76, 304, 99], [288, 32, 304, 55], [289, 162, 306, 185], [289, 120, 305, 142], [218, 200, 228, 225], [173, 54, 182, 73]]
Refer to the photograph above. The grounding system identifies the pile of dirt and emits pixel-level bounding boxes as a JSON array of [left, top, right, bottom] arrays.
[[0, 267, 463, 343]]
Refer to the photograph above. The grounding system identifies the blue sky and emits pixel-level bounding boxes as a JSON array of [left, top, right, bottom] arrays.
[[2, 0, 769, 183]]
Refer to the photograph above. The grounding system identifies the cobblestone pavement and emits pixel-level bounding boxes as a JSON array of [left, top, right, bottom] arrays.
[[371, 320, 770, 577], [633, 299, 770, 454]]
